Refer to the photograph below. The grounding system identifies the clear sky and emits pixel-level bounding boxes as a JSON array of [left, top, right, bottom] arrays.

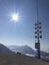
[[0, 0, 49, 52]]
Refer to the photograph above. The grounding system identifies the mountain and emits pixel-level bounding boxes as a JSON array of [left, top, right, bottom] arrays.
[[0, 44, 49, 65], [8, 45, 49, 61], [8, 45, 49, 56], [0, 43, 12, 53], [8, 45, 34, 54]]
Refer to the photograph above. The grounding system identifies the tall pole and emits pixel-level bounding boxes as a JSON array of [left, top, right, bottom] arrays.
[[36, 0, 39, 44], [35, 0, 42, 58]]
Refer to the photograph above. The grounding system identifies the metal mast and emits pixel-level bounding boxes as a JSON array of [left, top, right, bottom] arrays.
[[35, 0, 42, 58]]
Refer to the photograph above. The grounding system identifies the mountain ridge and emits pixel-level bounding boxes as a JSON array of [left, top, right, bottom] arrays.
[[0, 43, 13, 54], [8, 45, 34, 54]]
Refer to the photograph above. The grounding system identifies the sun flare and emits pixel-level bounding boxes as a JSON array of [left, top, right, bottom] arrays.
[[11, 13, 19, 22]]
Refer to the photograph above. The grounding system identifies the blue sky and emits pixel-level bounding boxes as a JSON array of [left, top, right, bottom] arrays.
[[0, 0, 49, 52]]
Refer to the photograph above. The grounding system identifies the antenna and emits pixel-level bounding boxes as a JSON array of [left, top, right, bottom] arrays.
[[35, 0, 42, 58]]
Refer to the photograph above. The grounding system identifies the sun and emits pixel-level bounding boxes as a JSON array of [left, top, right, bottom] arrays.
[[11, 13, 19, 22]]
